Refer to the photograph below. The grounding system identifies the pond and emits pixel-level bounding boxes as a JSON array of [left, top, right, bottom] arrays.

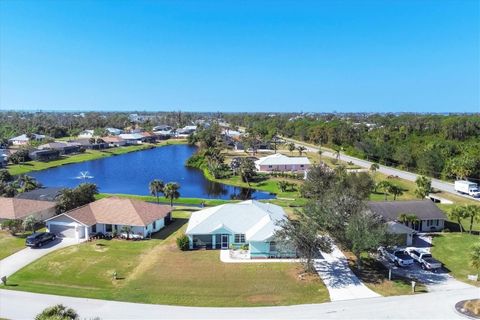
[[29, 144, 275, 200]]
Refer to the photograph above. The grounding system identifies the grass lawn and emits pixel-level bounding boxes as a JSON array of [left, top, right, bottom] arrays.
[[0, 231, 30, 260], [3, 210, 329, 307], [345, 252, 427, 296], [431, 233, 480, 286], [7, 140, 187, 175], [96, 193, 233, 207]]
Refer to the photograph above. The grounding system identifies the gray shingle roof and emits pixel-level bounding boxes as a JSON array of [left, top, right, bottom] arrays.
[[368, 200, 447, 221]]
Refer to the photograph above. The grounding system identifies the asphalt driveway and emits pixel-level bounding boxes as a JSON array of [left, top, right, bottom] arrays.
[[0, 237, 80, 279]]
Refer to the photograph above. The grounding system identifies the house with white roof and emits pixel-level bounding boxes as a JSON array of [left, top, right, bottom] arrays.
[[254, 153, 311, 172], [78, 130, 94, 138], [185, 200, 295, 259], [9, 133, 46, 146], [106, 127, 123, 135], [119, 133, 144, 144]]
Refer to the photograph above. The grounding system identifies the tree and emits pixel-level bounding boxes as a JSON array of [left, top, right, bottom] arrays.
[[370, 163, 380, 173], [465, 205, 480, 234], [317, 149, 323, 160], [22, 215, 38, 233], [56, 183, 98, 213], [274, 213, 331, 272], [287, 142, 295, 154], [297, 145, 307, 156], [238, 158, 256, 185], [449, 206, 468, 233], [277, 180, 289, 193], [18, 175, 41, 193], [35, 304, 79, 320], [163, 182, 180, 206], [149, 179, 164, 203], [415, 176, 431, 199], [387, 184, 404, 200], [376, 180, 392, 200], [346, 210, 386, 268], [0, 169, 13, 183], [334, 147, 341, 160], [471, 243, 480, 273]]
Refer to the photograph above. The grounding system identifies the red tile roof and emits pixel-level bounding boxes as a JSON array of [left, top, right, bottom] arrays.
[[59, 197, 171, 227], [0, 197, 56, 220]]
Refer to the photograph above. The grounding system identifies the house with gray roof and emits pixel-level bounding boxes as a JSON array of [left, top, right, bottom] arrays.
[[368, 200, 447, 233]]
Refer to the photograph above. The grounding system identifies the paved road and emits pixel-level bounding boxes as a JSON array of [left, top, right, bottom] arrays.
[[314, 244, 380, 301], [1, 287, 478, 320], [284, 138, 479, 202], [0, 238, 80, 279]]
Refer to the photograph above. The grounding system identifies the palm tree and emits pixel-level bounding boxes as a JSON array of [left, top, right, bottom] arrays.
[[397, 213, 409, 225], [334, 148, 341, 160], [287, 142, 295, 154], [297, 145, 307, 156], [376, 180, 392, 200], [317, 149, 323, 160], [471, 243, 480, 273], [18, 175, 41, 193], [149, 179, 164, 204], [35, 304, 79, 320], [277, 180, 289, 192], [164, 182, 180, 207], [370, 163, 379, 173], [388, 184, 403, 200], [450, 206, 468, 233], [465, 205, 480, 234]]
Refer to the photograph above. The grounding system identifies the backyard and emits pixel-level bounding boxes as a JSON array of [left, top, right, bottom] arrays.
[[2, 210, 329, 307]]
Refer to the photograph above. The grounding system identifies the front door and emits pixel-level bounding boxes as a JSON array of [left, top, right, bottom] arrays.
[[221, 234, 229, 249]]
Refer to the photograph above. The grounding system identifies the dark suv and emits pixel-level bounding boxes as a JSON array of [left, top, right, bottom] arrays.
[[25, 232, 56, 248]]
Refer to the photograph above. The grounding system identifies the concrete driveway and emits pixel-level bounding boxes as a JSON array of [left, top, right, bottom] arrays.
[[0, 237, 81, 279], [314, 244, 380, 301]]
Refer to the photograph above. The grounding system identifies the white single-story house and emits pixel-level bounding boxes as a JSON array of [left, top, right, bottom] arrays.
[[186, 200, 295, 259], [78, 130, 94, 138], [0, 197, 56, 224], [106, 127, 123, 135], [119, 133, 144, 144], [9, 133, 46, 146], [254, 153, 311, 172], [45, 197, 172, 240], [368, 200, 447, 235]]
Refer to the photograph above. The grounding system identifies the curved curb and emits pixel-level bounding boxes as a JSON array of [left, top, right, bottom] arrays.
[[455, 300, 480, 319]]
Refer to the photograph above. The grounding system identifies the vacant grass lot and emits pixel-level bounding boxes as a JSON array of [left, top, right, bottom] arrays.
[[431, 233, 480, 286], [7, 140, 187, 175], [0, 231, 28, 260], [3, 211, 329, 306]]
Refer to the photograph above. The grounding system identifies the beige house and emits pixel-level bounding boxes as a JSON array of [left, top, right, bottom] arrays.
[[0, 197, 56, 223]]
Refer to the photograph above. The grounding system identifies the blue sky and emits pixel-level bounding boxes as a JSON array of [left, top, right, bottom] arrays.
[[0, 0, 479, 113]]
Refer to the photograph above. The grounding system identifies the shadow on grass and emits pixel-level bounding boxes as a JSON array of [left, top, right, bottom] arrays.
[[151, 218, 188, 240]]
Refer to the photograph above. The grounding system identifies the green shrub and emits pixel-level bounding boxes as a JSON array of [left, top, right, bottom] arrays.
[[176, 234, 190, 251]]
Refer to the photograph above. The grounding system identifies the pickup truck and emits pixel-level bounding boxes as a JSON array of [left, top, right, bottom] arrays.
[[406, 248, 442, 271], [378, 247, 414, 267]]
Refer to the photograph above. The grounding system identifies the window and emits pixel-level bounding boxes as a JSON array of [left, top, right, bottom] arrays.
[[153, 220, 156, 229], [234, 234, 245, 243], [91, 224, 96, 233], [270, 241, 277, 252], [300, 165, 304, 168], [268, 165, 272, 168], [106, 224, 112, 232], [436, 219, 439, 226]]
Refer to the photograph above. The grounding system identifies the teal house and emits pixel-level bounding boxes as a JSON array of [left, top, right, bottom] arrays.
[[185, 200, 294, 259]]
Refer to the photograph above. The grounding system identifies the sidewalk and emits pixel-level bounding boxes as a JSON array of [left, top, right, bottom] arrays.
[[220, 249, 301, 263]]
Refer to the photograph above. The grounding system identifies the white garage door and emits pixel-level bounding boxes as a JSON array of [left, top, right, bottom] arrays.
[[49, 224, 76, 238]]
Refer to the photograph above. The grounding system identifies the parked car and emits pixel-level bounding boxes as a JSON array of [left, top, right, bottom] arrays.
[[378, 247, 414, 267], [25, 232, 56, 248], [406, 248, 442, 271]]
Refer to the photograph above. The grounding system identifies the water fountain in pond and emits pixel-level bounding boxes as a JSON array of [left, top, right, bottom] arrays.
[[75, 171, 94, 183]]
